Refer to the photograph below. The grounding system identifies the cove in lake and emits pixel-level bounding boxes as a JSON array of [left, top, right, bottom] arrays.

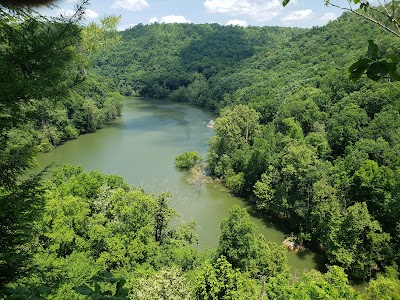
[[38, 97, 324, 274]]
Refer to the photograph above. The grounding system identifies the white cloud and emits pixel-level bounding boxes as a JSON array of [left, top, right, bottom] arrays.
[[203, 0, 282, 22], [160, 15, 191, 23], [149, 17, 159, 23], [112, 0, 149, 12], [84, 9, 99, 19], [320, 12, 337, 22], [226, 19, 248, 27], [281, 9, 313, 23], [117, 23, 136, 31]]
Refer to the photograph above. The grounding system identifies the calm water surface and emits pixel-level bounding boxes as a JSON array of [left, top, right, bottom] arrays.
[[38, 97, 322, 273]]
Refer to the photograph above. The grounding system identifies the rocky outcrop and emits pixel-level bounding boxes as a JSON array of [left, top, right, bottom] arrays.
[[282, 237, 306, 253]]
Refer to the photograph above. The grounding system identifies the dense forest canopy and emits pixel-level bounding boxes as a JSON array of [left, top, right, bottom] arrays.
[[94, 5, 400, 282], [94, 22, 305, 106], [2, 0, 400, 298], [0, 0, 123, 288]]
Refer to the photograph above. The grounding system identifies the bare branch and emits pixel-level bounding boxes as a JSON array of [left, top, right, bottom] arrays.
[[328, 1, 400, 38]]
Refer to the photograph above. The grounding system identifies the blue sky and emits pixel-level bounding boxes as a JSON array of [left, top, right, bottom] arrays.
[[41, 0, 349, 30]]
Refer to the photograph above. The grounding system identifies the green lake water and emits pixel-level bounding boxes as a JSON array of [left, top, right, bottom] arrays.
[[38, 97, 323, 274]]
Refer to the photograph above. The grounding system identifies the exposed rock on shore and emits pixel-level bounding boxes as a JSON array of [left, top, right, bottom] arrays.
[[282, 237, 305, 252]]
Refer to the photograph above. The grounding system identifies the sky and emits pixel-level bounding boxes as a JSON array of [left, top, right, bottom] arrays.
[[38, 0, 349, 31]]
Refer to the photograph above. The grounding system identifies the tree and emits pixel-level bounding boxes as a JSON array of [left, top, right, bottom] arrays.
[[0, 1, 89, 286], [292, 266, 362, 299], [154, 193, 177, 245], [278, 141, 321, 228], [73, 271, 129, 300], [282, 0, 400, 81], [309, 179, 342, 244], [0, 2, 123, 285], [207, 105, 260, 176], [325, 202, 392, 279], [365, 265, 400, 300], [175, 151, 203, 170], [217, 205, 290, 278], [254, 238, 290, 280], [351, 159, 399, 232], [327, 101, 369, 156], [194, 256, 258, 300], [82, 15, 121, 55], [0, 173, 45, 286], [19, 166, 197, 298], [253, 170, 276, 213], [130, 266, 193, 300], [217, 206, 258, 272]]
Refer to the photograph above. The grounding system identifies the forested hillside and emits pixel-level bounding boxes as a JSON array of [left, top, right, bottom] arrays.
[[204, 14, 400, 281], [95, 13, 391, 111], [94, 23, 305, 105], [0, 2, 124, 294], [95, 11, 400, 282], [3, 1, 400, 298], [1, 9, 123, 156]]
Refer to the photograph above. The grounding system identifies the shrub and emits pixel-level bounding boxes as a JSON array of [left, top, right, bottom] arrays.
[[175, 151, 202, 170]]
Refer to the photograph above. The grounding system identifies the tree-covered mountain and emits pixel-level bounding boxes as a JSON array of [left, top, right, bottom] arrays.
[[95, 12, 392, 111], [94, 22, 305, 103], [95, 11, 400, 282], [3, 1, 400, 298]]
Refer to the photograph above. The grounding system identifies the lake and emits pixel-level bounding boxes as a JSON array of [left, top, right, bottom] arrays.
[[38, 97, 323, 274]]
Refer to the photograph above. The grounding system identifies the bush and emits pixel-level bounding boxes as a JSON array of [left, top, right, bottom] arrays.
[[175, 151, 202, 170]]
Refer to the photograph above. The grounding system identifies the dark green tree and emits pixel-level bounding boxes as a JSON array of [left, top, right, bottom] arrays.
[[216, 206, 258, 272], [0, 1, 88, 286], [195, 256, 257, 300]]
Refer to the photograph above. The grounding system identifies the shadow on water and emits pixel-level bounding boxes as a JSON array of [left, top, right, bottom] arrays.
[[120, 98, 193, 133], [296, 250, 328, 273], [244, 200, 328, 273], [245, 203, 292, 234]]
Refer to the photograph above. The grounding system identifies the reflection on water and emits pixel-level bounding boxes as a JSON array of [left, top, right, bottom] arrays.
[[38, 97, 321, 274]]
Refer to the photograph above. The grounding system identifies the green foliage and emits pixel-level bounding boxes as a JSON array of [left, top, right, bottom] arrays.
[[283, 1, 400, 82], [156, 9, 399, 281], [325, 202, 392, 279], [225, 172, 245, 194], [3, 284, 50, 300], [207, 105, 260, 181], [4, 166, 397, 299], [0, 174, 45, 285], [217, 206, 258, 272], [130, 266, 193, 300], [217, 206, 289, 278], [73, 271, 128, 299], [0, 6, 82, 134], [194, 256, 258, 300], [175, 151, 203, 170], [349, 40, 400, 82], [2, 165, 199, 298], [364, 265, 400, 300], [154, 193, 177, 245], [95, 23, 303, 107], [0, 4, 122, 285], [82, 16, 121, 54], [291, 266, 362, 299], [4, 0, 400, 298], [0, 2, 89, 287]]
